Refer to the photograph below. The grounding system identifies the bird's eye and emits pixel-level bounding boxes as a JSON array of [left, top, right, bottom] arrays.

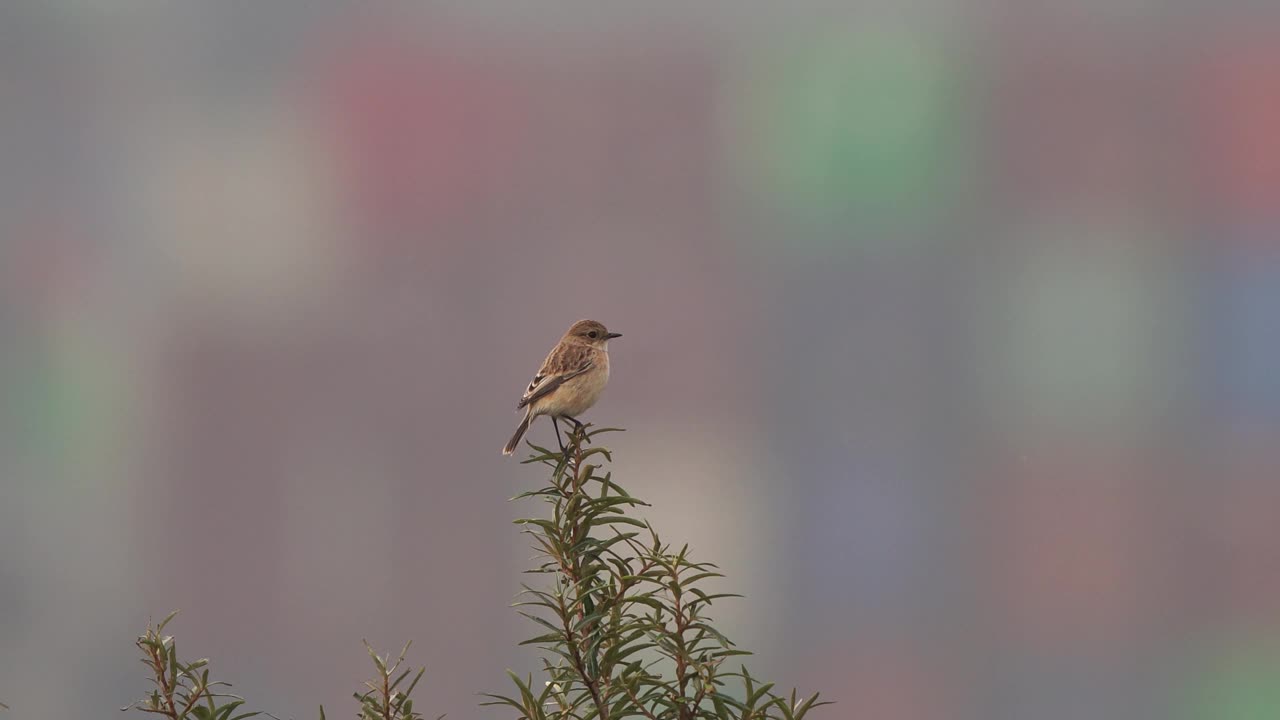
[[588, 331, 599, 338]]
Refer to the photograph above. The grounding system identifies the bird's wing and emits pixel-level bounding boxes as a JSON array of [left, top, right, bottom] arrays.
[[517, 344, 595, 409]]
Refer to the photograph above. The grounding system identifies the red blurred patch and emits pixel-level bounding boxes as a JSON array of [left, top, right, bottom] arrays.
[[1195, 29, 1280, 218], [305, 22, 528, 242], [809, 637, 945, 720], [5, 208, 91, 314], [987, 446, 1163, 652]]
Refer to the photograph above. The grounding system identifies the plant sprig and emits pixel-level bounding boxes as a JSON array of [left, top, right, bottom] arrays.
[[122, 611, 266, 720], [331, 640, 443, 720], [125, 615, 442, 720], [486, 425, 830, 719]]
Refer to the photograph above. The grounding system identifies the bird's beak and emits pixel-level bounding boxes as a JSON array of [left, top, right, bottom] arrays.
[[605, 332, 622, 339]]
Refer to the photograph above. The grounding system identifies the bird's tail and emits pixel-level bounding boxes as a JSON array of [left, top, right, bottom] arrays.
[[502, 409, 533, 456]]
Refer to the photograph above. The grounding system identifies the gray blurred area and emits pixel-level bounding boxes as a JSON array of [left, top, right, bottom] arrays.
[[2, 3, 1279, 719]]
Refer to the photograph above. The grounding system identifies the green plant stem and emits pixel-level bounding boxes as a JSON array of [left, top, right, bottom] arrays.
[[145, 643, 181, 719], [561, 428, 611, 720], [382, 664, 392, 720]]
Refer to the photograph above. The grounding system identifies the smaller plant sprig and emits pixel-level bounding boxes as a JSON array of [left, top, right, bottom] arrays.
[[123, 611, 264, 720], [322, 641, 443, 720]]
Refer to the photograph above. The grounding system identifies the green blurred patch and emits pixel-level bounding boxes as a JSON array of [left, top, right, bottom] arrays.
[[736, 25, 971, 254], [1185, 637, 1280, 720], [9, 325, 123, 494]]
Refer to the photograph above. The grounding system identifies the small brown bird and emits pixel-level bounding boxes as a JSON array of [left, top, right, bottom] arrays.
[[503, 319, 621, 456]]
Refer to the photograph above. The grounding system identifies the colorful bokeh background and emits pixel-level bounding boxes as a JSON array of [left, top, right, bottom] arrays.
[[2, 3, 1279, 719]]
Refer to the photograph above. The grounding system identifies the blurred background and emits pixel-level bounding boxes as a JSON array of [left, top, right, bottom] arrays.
[[1, 2, 1278, 718]]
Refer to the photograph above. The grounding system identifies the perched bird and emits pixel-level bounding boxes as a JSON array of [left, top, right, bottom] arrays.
[[503, 319, 621, 456]]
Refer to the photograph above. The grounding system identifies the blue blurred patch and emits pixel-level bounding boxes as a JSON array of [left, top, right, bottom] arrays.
[[1200, 236, 1280, 425]]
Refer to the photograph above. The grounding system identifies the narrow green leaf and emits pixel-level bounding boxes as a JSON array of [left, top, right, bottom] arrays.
[[157, 610, 181, 633], [401, 666, 427, 704], [519, 632, 565, 646]]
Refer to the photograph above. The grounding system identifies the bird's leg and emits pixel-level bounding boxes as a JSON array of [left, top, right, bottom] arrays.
[[551, 416, 567, 455], [562, 415, 586, 445]]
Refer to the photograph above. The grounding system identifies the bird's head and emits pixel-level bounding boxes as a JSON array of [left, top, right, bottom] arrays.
[[564, 319, 621, 349]]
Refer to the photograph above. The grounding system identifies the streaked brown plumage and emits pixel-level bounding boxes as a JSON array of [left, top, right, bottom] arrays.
[[503, 319, 621, 456]]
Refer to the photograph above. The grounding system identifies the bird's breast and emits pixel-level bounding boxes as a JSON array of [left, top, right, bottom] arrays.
[[543, 360, 608, 417]]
